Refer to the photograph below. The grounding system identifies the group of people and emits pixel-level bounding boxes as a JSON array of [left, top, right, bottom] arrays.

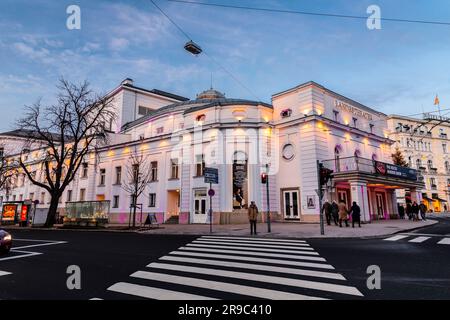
[[398, 202, 427, 221], [322, 200, 362, 228]]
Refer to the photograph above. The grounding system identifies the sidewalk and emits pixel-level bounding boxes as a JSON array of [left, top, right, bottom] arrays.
[[138, 219, 438, 239]]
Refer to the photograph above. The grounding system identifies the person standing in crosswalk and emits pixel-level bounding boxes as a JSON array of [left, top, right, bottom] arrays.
[[248, 201, 259, 235]]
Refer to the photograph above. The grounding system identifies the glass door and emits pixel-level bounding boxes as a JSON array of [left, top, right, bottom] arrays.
[[193, 189, 207, 223], [283, 190, 299, 219]]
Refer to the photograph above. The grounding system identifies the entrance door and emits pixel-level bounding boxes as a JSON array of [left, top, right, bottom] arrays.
[[375, 192, 385, 218], [193, 189, 207, 224], [283, 190, 299, 219], [337, 189, 349, 208]]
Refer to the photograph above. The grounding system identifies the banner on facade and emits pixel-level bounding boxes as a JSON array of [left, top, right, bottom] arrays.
[[374, 161, 417, 181]]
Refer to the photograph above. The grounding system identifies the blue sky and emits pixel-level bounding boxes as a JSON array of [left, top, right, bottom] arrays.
[[1, 0, 450, 131]]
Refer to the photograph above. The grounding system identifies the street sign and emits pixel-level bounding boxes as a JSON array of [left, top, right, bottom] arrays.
[[208, 189, 215, 197], [204, 167, 219, 184]]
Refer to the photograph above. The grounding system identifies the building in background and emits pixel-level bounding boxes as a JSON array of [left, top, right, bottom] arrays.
[[387, 114, 450, 212], [0, 79, 426, 225]]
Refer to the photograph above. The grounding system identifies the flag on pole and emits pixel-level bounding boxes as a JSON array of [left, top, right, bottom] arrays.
[[434, 94, 440, 106]]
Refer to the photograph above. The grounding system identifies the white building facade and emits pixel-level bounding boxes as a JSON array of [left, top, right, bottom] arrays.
[[0, 80, 425, 225], [387, 114, 450, 212]]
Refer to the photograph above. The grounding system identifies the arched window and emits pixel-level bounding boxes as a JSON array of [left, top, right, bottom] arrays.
[[416, 159, 421, 169], [354, 149, 361, 158], [334, 145, 342, 172]]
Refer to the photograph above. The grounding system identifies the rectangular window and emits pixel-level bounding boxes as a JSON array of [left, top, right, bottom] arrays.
[[19, 194, 23, 201], [81, 163, 88, 178], [170, 159, 179, 179], [99, 168, 106, 185], [40, 192, 45, 204], [369, 123, 374, 134], [67, 190, 73, 202], [115, 166, 122, 184], [149, 193, 156, 207], [12, 195, 16, 201], [443, 144, 447, 154], [352, 117, 358, 128], [151, 161, 158, 181], [156, 127, 164, 134], [113, 195, 119, 208], [79, 188, 86, 201], [333, 110, 339, 122], [195, 154, 205, 177], [0, 196, 2, 204], [138, 106, 153, 116], [29, 193, 34, 201]]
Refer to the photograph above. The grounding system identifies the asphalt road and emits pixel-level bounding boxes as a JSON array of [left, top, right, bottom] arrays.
[[0, 216, 449, 300]]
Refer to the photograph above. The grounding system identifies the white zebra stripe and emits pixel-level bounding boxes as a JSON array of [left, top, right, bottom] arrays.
[[169, 250, 334, 269], [108, 282, 217, 300], [131, 271, 327, 300], [179, 246, 326, 261], [186, 243, 319, 255], [158, 255, 345, 280], [148, 262, 363, 296]]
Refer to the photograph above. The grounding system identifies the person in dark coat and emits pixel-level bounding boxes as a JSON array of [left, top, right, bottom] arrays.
[[398, 204, 405, 219], [419, 202, 427, 221], [248, 201, 259, 235], [348, 201, 361, 228], [411, 201, 420, 221], [406, 203, 413, 220], [331, 201, 339, 226], [322, 200, 332, 226]]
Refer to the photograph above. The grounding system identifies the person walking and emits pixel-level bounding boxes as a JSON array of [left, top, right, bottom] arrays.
[[322, 200, 332, 226], [348, 201, 361, 228], [412, 201, 420, 221], [406, 203, 413, 220], [248, 201, 259, 235], [419, 201, 427, 221], [331, 201, 339, 226], [398, 204, 405, 219], [338, 201, 349, 227]]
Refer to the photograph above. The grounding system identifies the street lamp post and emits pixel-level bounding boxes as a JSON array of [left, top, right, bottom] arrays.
[[266, 163, 271, 233]]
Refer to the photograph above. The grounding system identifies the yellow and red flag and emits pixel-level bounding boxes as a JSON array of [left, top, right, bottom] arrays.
[[434, 94, 440, 106]]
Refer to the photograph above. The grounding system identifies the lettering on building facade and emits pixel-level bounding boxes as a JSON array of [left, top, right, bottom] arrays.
[[334, 100, 373, 121]]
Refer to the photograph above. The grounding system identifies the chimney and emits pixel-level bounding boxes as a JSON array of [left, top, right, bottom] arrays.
[[121, 78, 134, 86]]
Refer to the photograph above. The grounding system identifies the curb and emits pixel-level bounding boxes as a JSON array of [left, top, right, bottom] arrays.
[[1, 220, 439, 240]]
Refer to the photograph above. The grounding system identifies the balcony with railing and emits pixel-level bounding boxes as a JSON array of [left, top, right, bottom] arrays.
[[322, 156, 423, 185], [429, 167, 438, 175]]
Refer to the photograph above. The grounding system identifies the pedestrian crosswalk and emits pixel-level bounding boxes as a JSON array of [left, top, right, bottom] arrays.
[[384, 233, 450, 245], [100, 236, 363, 300], [0, 270, 12, 277]]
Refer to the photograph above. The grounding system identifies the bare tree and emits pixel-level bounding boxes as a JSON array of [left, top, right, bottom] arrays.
[[16, 79, 115, 227], [0, 156, 17, 197], [122, 149, 153, 228]]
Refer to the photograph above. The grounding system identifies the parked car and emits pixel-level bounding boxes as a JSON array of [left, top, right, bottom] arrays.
[[0, 230, 12, 254]]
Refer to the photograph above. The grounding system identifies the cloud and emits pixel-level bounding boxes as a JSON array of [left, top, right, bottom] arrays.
[[109, 37, 130, 51]]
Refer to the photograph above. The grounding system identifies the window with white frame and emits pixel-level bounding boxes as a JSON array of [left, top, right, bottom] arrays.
[[170, 159, 179, 179], [99, 168, 106, 185], [113, 195, 119, 208], [81, 163, 88, 178], [195, 154, 205, 177], [115, 166, 122, 184], [79, 188, 86, 201], [67, 190, 73, 202], [148, 193, 156, 207], [151, 161, 158, 181]]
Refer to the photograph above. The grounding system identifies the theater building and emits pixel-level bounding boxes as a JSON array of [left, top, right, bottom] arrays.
[[0, 80, 424, 225]]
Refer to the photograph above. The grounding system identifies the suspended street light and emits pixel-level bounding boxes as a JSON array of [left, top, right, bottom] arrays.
[[184, 40, 202, 55]]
